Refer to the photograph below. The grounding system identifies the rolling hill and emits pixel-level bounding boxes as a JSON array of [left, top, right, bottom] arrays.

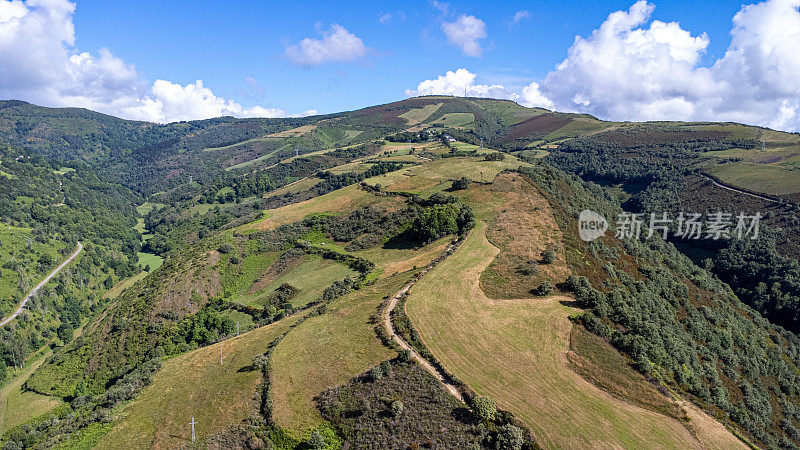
[[2, 96, 800, 449]]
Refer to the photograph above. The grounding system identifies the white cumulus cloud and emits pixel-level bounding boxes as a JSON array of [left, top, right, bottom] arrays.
[[530, 0, 800, 131], [411, 0, 800, 131], [0, 0, 308, 123], [441, 14, 487, 57], [285, 24, 369, 66], [404, 68, 518, 100]]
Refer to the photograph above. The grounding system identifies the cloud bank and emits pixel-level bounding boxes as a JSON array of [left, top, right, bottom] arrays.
[[0, 0, 306, 123], [404, 68, 518, 100], [410, 0, 800, 131]]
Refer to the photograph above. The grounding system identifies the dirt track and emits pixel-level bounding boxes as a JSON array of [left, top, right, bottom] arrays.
[[382, 275, 465, 403]]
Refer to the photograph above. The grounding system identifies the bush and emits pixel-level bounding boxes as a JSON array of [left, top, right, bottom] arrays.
[[535, 281, 555, 297], [391, 400, 404, 417], [451, 177, 470, 190], [496, 424, 525, 450], [540, 248, 556, 265], [485, 152, 505, 161], [472, 395, 497, 422]]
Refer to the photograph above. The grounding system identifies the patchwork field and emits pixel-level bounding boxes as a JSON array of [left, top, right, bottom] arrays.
[[98, 314, 304, 449]]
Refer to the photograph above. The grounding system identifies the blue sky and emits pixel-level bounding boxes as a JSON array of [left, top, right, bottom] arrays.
[[2, 0, 800, 131], [69, 0, 744, 114]]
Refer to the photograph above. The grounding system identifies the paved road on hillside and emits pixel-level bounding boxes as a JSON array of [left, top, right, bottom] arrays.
[[382, 244, 465, 404], [0, 242, 83, 327]]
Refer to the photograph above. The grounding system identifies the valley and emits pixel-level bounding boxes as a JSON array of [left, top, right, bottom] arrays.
[[1, 96, 799, 449]]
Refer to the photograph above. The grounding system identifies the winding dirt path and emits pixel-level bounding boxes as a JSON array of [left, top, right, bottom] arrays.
[[382, 246, 465, 403], [0, 241, 83, 327], [383, 285, 464, 402], [699, 173, 780, 204]]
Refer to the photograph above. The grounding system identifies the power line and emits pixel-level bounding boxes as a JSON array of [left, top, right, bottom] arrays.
[[190, 417, 198, 443]]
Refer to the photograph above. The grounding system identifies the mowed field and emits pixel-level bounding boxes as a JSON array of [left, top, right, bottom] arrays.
[[269, 274, 408, 436], [404, 180, 745, 449], [98, 314, 304, 449]]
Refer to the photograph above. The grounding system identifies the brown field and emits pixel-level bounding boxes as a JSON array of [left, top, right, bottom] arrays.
[[480, 172, 570, 298], [267, 124, 317, 138]]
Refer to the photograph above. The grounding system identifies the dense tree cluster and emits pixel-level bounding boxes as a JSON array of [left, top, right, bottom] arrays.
[[410, 203, 475, 242]]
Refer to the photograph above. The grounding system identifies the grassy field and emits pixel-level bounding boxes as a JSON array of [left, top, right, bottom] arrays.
[[254, 255, 358, 308], [544, 118, 614, 140], [430, 112, 475, 128], [269, 274, 409, 437], [469, 98, 548, 125], [0, 346, 63, 434], [709, 161, 800, 195], [103, 271, 148, 300], [364, 156, 525, 199], [137, 252, 163, 272], [265, 177, 321, 198], [246, 184, 404, 233], [224, 145, 288, 171], [404, 183, 744, 448], [97, 314, 304, 449], [399, 103, 442, 125]]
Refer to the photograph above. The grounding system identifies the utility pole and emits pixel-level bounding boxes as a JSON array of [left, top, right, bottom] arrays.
[[295, 148, 299, 157], [480, 137, 483, 150], [190, 417, 197, 443], [236, 321, 240, 337], [762, 140, 766, 152]]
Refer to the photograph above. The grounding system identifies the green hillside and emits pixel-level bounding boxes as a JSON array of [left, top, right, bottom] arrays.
[[4, 97, 800, 449]]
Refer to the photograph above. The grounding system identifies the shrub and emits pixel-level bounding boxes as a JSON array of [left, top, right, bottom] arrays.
[[485, 152, 505, 161], [496, 424, 525, 450], [535, 281, 555, 297], [391, 400, 404, 417], [472, 395, 497, 422], [540, 248, 556, 265], [451, 177, 470, 190]]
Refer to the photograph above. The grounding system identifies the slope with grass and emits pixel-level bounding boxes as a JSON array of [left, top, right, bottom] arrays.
[[404, 177, 745, 449], [97, 313, 304, 449], [269, 275, 407, 436]]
